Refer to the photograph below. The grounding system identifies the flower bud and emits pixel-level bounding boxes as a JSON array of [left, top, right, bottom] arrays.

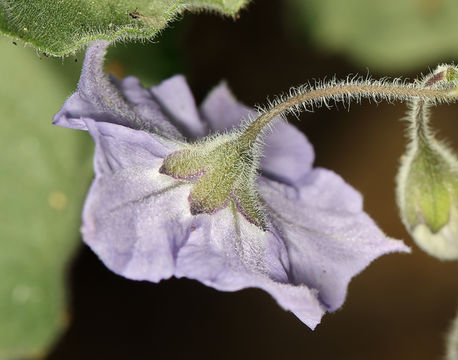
[[397, 101, 458, 260]]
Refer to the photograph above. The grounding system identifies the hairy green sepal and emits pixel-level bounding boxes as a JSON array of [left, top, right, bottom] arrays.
[[160, 134, 267, 229], [0, 0, 249, 56]]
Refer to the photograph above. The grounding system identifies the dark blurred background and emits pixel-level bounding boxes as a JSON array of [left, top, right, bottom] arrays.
[[1, 0, 458, 359]]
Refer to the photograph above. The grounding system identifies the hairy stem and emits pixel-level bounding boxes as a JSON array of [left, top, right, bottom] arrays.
[[241, 77, 457, 144], [408, 67, 452, 145]]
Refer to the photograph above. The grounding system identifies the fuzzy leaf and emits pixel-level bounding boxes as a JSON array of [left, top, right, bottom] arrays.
[[0, 0, 249, 57]]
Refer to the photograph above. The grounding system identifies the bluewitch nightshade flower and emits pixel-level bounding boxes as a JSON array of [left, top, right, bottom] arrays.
[[54, 41, 408, 329]]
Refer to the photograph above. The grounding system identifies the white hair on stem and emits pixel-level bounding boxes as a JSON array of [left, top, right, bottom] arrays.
[[236, 66, 458, 146]]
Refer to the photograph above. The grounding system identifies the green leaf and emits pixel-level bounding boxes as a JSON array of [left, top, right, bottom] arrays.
[[287, 0, 458, 71], [0, 37, 93, 359], [0, 0, 249, 57]]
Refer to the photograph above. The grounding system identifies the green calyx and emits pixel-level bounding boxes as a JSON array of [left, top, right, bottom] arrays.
[[404, 146, 457, 233], [159, 133, 267, 230]]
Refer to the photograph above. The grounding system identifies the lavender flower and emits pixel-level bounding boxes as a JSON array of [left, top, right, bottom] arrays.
[[54, 41, 409, 329]]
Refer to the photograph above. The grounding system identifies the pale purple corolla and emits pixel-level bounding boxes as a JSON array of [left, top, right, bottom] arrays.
[[54, 41, 409, 329]]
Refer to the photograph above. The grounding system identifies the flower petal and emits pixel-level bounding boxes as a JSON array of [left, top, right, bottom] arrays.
[[53, 41, 134, 129], [113, 76, 184, 139], [296, 167, 363, 213], [200, 82, 253, 132], [175, 206, 325, 329], [82, 119, 192, 281], [82, 119, 325, 328], [259, 171, 409, 312], [150, 75, 207, 139], [53, 41, 182, 139], [260, 120, 315, 186], [84, 119, 178, 175], [200, 83, 314, 186]]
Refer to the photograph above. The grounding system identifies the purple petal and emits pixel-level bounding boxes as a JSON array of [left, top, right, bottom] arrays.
[[297, 167, 363, 213], [150, 75, 207, 139], [85, 119, 178, 175], [53, 41, 182, 139], [200, 82, 253, 132], [175, 207, 325, 329], [260, 120, 315, 186], [82, 119, 190, 281], [83, 168, 193, 281], [113, 76, 184, 139], [52, 92, 98, 130], [201, 83, 314, 186], [82, 118, 325, 327], [53, 41, 134, 129], [259, 171, 409, 311]]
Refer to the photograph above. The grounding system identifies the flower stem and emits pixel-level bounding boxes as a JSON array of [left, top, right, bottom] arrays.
[[241, 73, 458, 144]]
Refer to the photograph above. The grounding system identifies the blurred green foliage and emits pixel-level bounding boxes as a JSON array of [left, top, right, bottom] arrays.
[[0, 37, 93, 359], [0, 0, 249, 57], [287, 0, 458, 71]]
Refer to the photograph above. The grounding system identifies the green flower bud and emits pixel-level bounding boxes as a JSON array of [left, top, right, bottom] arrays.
[[397, 74, 458, 261], [397, 136, 458, 260], [397, 65, 458, 260]]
